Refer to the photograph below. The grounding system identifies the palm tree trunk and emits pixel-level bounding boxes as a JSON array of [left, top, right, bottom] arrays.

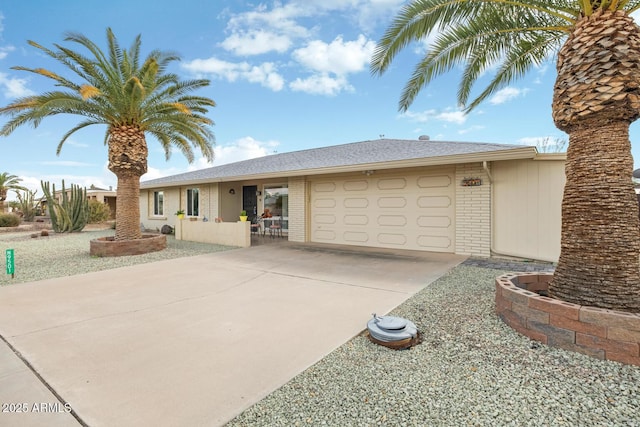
[[114, 174, 142, 240], [550, 121, 640, 311], [549, 10, 640, 312], [108, 125, 148, 241]]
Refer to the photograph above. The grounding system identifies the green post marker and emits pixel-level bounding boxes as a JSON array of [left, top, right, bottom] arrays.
[[6, 249, 14, 278]]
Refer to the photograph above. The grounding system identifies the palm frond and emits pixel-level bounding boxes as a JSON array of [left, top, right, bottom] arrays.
[[0, 28, 216, 166], [372, 0, 589, 112]]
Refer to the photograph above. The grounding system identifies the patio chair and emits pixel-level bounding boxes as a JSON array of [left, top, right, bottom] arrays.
[[267, 217, 283, 238], [250, 217, 263, 236]]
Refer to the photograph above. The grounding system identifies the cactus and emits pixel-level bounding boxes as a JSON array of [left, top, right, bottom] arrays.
[[15, 189, 41, 221], [41, 180, 89, 232]]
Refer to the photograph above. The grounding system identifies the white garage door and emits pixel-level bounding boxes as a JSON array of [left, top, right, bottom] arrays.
[[310, 169, 455, 252]]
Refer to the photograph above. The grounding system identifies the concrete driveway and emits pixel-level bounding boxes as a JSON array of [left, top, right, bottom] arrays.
[[0, 243, 465, 427]]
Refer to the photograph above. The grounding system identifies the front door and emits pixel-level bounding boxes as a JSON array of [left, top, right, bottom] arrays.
[[242, 185, 258, 221]]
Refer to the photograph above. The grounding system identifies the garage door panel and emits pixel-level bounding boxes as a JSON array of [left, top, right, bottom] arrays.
[[344, 215, 369, 225], [377, 178, 407, 190], [314, 198, 336, 208], [343, 180, 368, 191], [314, 182, 337, 192], [417, 175, 452, 188], [377, 215, 407, 227], [377, 233, 408, 246], [311, 170, 454, 252], [343, 197, 369, 208], [417, 215, 451, 228], [417, 195, 452, 208], [417, 235, 452, 249], [314, 214, 336, 224], [344, 231, 369, 243], [377, 197, 407, 208]]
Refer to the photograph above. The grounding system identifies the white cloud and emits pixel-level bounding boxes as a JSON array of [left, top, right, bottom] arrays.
[[402, 108, 468, 125], [143, 136, 281, 182], [288, 35, 374, 96], [182, 58, 284, 91], [225, 2, 311, 38], [221, 2, 310, 56], [210, 136, 280, 166], [289, 73, 352, 96], [0, 45, 14, 60], [141, 166, 181, 183], [489, 87, 528, 105], [220, 30, 292, 56], [458, 125, 485, 135], [0, 72, 35, 98], [292, 35, 375, 75]]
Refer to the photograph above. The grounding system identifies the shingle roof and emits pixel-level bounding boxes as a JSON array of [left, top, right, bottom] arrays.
[[140, 138, 532, 188]]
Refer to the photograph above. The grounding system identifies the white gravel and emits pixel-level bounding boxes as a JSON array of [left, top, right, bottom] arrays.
[[0, 228, 234, 286]]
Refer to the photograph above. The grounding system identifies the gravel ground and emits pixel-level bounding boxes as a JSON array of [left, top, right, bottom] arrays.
[[227, 265, 640, 427], [0, 228, 234, 286], [2, 228, 638, 425]]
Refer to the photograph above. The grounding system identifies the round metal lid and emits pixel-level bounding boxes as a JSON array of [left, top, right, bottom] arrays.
[[375, 316, 408, 330]]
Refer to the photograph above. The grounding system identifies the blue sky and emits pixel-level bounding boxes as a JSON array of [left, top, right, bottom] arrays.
[[1, 0, 639, 198]]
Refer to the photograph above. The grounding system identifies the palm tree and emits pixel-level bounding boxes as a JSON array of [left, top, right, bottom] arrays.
[[0, 28, 215, 241], [371, 0, 640, 312], [0, 172, 28, 213]]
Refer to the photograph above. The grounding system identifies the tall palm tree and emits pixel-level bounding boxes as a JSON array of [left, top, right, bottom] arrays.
[[0, 28, 215, 241], [0, 172, 28, 213], [371, 0, 640, 312]]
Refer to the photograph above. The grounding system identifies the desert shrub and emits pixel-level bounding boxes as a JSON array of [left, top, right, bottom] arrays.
[[88, 200, 112, 223], [0, 213, 21, 227]]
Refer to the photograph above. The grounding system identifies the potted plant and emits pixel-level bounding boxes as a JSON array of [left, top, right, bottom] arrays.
[[175, 209, 185, 219], [239, 210, 248, 222]]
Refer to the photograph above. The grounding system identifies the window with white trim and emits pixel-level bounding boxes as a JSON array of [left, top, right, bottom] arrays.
[[187, 188, 199, 217], [153, 191, 164, 216]]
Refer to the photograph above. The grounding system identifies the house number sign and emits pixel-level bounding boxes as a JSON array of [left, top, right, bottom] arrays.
[[6, 249, 14, 277]]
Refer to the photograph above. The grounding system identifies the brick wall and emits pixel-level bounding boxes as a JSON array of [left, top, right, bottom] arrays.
[[496, 273, 640, 366], [455, 162, 491, 257], [288, 177, 307, 242]]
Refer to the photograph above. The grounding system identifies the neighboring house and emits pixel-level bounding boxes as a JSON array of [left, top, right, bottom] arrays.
[[139, 138, 566, 262], [41, 184, 117, 219], [85, 185, 117, 219]]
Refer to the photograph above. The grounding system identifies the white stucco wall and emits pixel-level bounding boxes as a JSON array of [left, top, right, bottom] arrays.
[[492, 157, 565, 262]]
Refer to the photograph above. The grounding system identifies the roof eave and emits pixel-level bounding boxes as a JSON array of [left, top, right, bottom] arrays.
[[139, 147, 537, 189]]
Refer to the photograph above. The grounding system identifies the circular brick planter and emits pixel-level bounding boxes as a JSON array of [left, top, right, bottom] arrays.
[[496, 273, 640, 366], [90, 234, 167, 257]]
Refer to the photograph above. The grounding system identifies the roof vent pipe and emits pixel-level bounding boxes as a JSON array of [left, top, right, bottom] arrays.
[[418, 135, 430, 141]]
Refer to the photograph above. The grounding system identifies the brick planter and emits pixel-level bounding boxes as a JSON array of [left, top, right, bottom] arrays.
[[90, 234, 167, 257], [496, 273, 640, 366]]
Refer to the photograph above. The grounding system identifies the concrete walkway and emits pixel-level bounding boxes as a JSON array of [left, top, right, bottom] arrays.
[[0, 243, 465, 427]]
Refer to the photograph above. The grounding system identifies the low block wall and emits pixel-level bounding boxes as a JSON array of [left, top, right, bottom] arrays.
[[90, 234, 167, 257], [496, 273, 640, 366], [175, 219, 250, 248]]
